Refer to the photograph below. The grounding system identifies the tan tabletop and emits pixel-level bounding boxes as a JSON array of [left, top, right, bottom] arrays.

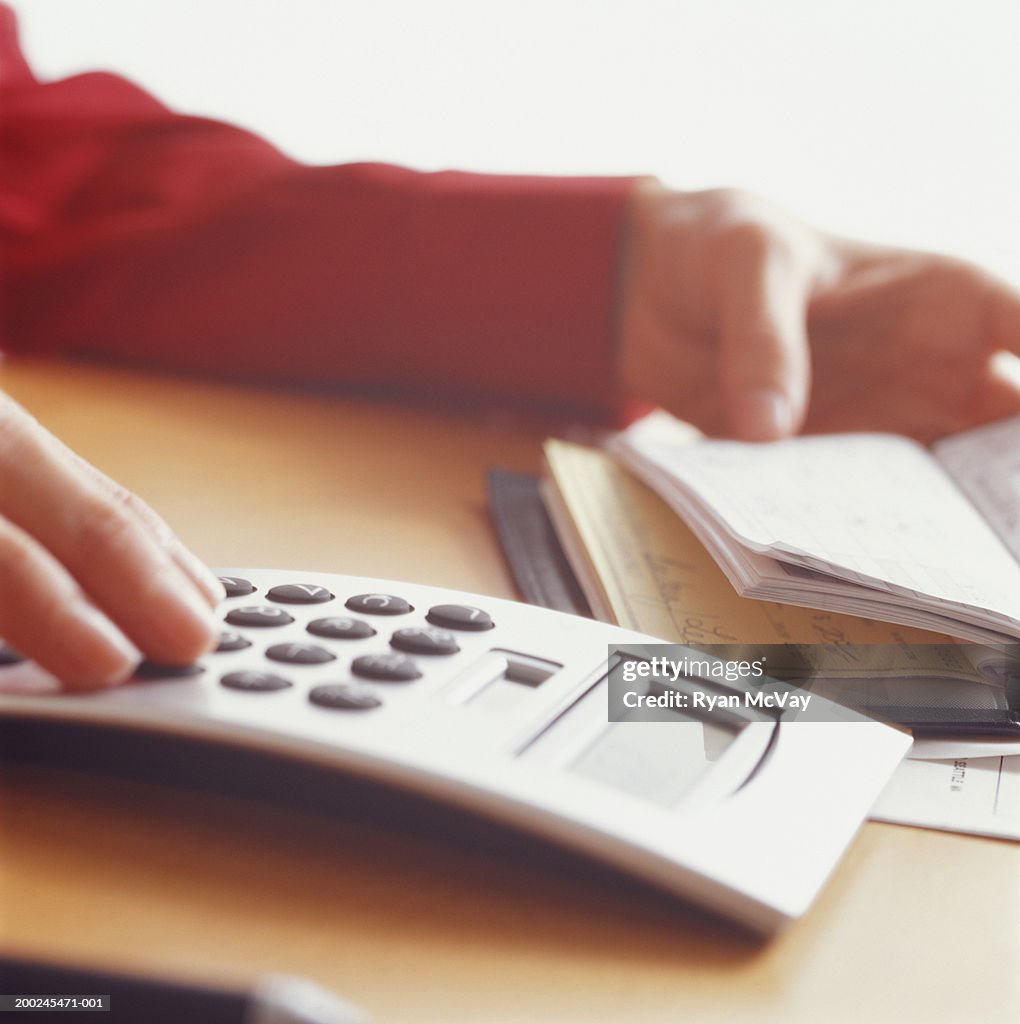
[[1, 357, 1017, 1023]]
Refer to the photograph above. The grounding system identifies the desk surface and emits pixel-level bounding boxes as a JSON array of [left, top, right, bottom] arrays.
[[1, 358, 1017, 1024]]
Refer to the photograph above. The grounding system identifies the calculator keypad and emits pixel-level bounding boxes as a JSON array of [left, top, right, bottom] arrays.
[[210, 581, 497, 711], [0, 577, 502, 713]]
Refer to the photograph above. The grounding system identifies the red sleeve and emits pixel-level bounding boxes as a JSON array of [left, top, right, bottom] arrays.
[[0, 6, 635, 416]]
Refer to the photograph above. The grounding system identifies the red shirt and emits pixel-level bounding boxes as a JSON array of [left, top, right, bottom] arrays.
[[0, 5, 634, 414]]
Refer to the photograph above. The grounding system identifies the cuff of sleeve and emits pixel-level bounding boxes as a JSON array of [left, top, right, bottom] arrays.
[[383, 170, 637, 416]]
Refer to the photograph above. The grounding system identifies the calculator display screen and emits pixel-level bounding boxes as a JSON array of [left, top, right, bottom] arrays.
[[569, 705, 740, 808]]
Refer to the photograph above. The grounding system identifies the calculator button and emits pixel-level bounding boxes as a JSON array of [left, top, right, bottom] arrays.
[[345, 594, 413, 616], [0, 645, 24, 666], [307, 617, 377, 641], [219, 576, 256, 598], [266, 643, 336, 665], [351, 653, 422, 682], [216, 631, 252, 653], [134, 661, 205, 680], [390, 627, 460, 655], [426, 604, 494, 631], [225, 606, 295, 628], [267, 583, 334, 604], [309, 683, 383, 711], [221, 670, 293, 692]]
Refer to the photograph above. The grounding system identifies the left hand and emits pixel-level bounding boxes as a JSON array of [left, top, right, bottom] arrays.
[[618, 180, 1020, 442]]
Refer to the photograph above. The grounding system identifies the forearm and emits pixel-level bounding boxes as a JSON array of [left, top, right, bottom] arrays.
[[2, 62, 635, 414], [7, 162, 633, 413]]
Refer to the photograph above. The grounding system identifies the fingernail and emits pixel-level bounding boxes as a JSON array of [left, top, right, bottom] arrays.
[[149, 571, 220, 655], [68, 601, 141, 687], [739, 388, 793, 441]]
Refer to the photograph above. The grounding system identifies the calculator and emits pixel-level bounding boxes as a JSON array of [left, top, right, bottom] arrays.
[[0, 569, 909, 934]]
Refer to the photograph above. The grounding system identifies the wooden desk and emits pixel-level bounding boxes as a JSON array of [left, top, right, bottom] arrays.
[[1, 358, 1017, 1023]]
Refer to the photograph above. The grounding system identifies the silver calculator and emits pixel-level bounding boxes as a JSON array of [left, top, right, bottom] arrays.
[[0, 568, 909, 934]]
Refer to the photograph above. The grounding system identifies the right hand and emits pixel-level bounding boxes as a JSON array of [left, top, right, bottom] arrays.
[[0, 393, 222, 690]]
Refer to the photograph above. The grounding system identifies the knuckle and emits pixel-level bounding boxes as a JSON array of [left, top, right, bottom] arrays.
[[705, 188, 768, 228], [702, 186, 758, 214], [700, 189, 802, 258], [74, 495, 138, 555], [114, 486, 176, 549], [716, 213, 773, 261]]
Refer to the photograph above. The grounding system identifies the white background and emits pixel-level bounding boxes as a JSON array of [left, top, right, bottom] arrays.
[[14, 0, 1020, 282]]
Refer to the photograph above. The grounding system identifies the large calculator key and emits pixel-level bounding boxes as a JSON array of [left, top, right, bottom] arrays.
[[345, 594, 413, 616], [221, 670, 293, 692], [426, 604, 494, 631], [0, 645, 25, 666], [133, 661, 205, 680], [216, 631, 252, 653], [266, 643, 336, 665], [307, 617, 377, 641], [309, 683, 383, 711], [351, 653, 422, 682], [225, 606, 295, 628], [219, 576, 256, 598], [266, 583, 334, 604], [390, 627, 460, 656]]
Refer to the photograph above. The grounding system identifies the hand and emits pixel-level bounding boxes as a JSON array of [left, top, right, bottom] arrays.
[[619, 181, 1020, 442], [0, 394, 222, 690]]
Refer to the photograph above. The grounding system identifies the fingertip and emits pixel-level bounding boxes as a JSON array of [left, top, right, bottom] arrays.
[[141, 571, 221, 664], [61, 601, 142, 691], [174, 548, 226, 608]]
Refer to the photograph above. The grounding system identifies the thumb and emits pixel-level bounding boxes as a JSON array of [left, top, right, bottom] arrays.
[[718, 233, 812, 441]]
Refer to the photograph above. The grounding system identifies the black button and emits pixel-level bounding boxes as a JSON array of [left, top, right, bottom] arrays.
[[215, 631, 252, 652], [225, 606, 295, 628], [309, 683, 382, 711], [221, 670, 292, 692], [345, 594, 413, 616], [390, 627, 460, 655], [0, 645, 25, 666], [351, 653, 422, 682], [267, 583, 334, 605], [219, 576, 256, 598], [307, 617, 377, 641], [426, 604, 494, 631], [133, 661, 205, 680], [266, 643, 336, 665]]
